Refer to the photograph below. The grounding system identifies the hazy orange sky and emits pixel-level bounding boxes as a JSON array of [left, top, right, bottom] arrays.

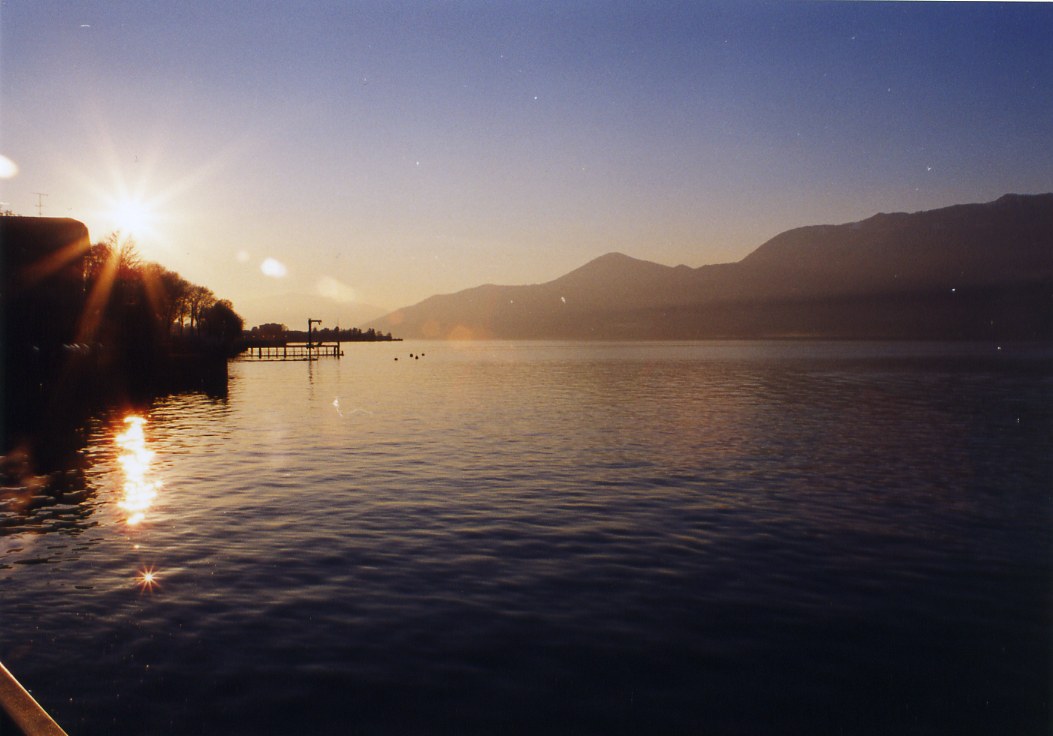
[[2, 2, 1051, 327]]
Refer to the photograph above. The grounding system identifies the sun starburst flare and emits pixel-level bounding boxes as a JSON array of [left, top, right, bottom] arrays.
[[136, 566, 161, 592], [106, 196, 156, 240]]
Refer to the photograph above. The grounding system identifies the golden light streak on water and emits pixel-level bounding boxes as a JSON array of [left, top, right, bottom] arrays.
[[115, 415, 162, 526]]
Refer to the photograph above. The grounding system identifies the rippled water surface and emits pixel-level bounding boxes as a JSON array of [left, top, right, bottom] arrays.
[[2, 341, 1050, 734]]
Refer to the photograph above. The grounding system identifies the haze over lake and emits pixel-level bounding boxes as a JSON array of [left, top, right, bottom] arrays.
[[2, 341, 1049, 734]]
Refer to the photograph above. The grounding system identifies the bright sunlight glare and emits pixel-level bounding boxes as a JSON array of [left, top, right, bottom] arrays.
[[137, 566, 161, 592], [106, 196, 156, 238], [116, 415, 162, 526]]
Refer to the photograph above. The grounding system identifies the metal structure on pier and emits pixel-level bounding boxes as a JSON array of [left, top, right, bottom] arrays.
[[238, 319, 344, 361]]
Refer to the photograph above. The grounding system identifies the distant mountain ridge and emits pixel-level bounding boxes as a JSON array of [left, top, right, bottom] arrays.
[[374, 194, 1053, 340]]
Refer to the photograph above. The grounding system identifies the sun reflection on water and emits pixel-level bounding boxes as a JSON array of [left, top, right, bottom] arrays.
[[115, 415, 162, 526], [137, 566, 161, 593]]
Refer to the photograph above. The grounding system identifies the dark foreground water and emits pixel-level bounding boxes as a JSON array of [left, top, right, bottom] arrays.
[[2, 341, 1050, 735]]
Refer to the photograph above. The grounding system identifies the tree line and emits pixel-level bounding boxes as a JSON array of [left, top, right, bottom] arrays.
[[246, 323, 396, 343], [84, 232, 244, 349], [78, 230, 245, 383]]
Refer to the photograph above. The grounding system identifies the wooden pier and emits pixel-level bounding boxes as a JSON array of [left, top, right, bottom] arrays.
[[238, 343, 343, 361], [0, 659, 67, 735]]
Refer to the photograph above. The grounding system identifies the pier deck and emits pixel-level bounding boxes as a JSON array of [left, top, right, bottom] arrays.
[[238, 343, 343, 361]]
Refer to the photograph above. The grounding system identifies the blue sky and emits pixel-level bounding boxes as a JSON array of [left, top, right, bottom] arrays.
[[2, 1, 1051, 326]]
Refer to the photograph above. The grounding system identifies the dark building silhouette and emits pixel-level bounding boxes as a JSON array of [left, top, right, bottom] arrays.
[[2, 217, 92, 444]]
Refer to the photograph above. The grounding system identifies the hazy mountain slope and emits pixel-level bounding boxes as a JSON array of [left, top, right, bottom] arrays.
[[734, 193, 1053, 298], [374, 194, 1053, 340]]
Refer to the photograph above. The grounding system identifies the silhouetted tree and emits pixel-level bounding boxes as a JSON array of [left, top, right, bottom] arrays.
[[258, 322, 287, 339], [186, 284, 216, 336], [86, 232, 140, 278], [81, 230, 244, 353], [201, 299, 244, 343], [142, 263, 191, 335]]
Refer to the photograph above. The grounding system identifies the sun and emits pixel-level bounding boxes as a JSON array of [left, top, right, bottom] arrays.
[[107, 196, 156, 239]]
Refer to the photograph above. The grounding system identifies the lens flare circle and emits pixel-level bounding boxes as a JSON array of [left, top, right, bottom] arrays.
[[260, 257, 287, 278], [0, 154, 18, 179]]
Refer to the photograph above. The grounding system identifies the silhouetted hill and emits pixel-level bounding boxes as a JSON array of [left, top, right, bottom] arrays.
[[375, 194, 1053, 340]]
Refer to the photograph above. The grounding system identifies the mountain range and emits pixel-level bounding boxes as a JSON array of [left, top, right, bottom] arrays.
[[373, 194, 1053, 340]]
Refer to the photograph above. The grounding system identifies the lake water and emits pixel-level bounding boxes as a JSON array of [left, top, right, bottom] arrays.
[[2, 341, 1050, 735]]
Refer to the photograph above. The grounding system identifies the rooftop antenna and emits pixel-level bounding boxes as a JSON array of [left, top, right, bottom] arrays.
[[33, 192, 48, 216]]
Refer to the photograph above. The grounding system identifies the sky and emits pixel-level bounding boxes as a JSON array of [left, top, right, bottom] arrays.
[[2, 1, 1051, 328]]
